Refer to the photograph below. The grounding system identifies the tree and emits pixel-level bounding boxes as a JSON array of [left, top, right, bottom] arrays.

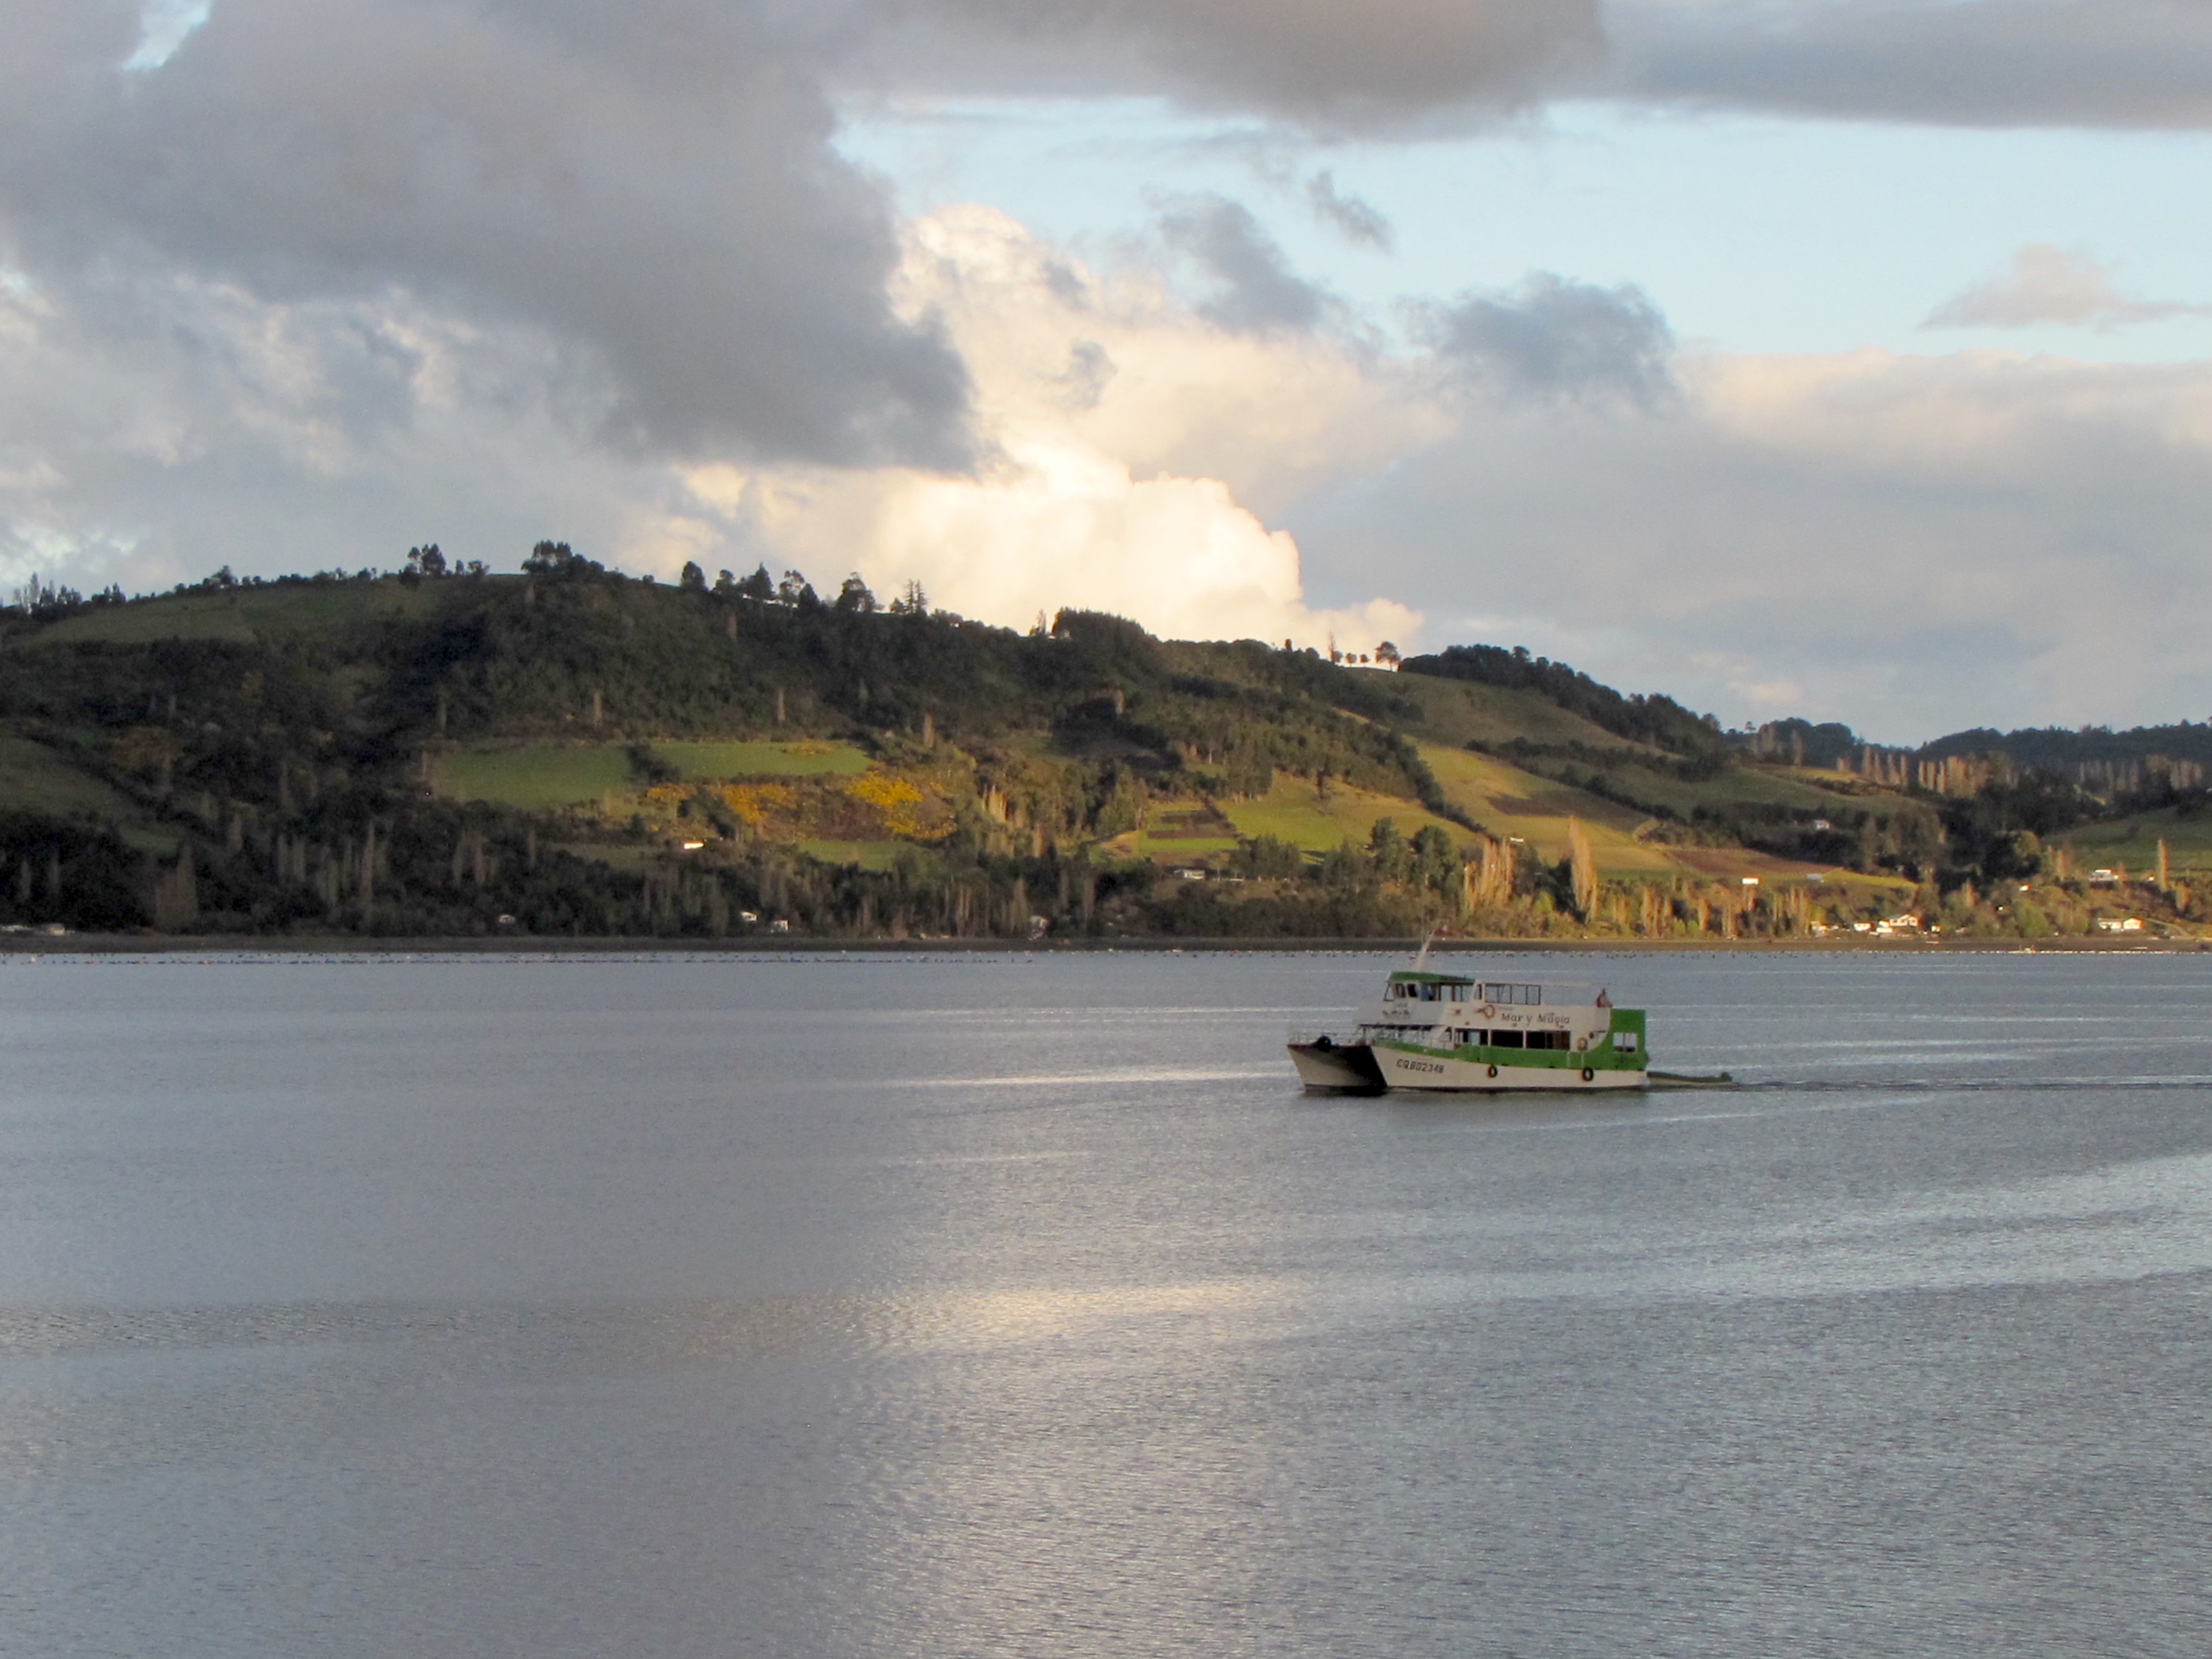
[[777, 568, 817, 607], [1368, 817, 1411, 883], [736, 565, 775, 602], [680, 562, 708, 593], [835, 574, 877, 614], [522, 540, 603, 582], [1375, 640, 1400, 667], [408, 543, 447, 578], [1566, 816, 1600, 919], [1411, 824, 1457, 894]]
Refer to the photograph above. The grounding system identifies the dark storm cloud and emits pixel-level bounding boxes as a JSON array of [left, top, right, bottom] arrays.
[[1157, 194, 1335, 334], [851, 0, 1604, 130], [1607, 1, 2212, 129], [0, 0, 970, 467], [1416, 274, 1675, 408]]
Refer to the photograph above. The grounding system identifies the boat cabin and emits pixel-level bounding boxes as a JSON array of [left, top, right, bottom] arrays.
[[1363, 973, 1641, 1059]]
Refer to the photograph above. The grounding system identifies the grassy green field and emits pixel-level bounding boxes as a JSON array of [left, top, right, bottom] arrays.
[[2057, 807, 2212, 874], [656, 741, 871, 779], [1217, 776, 1478, 857], [0, 737, 178, 854], [430, 745, 637, 809], [573, 837, 922, 876], [551, 841, 662, 874], [1416, 744, 1666, 867], [25, 580, 468, 648], [797, 838, 916, 872], [1416, 743, 1850, 885], [1389, 671, 1653, 755], [431, 739, 874, 808], [0, 737, 136, 818], [1584, 758, 1841, 819], [1135, 834, 1243, 860]]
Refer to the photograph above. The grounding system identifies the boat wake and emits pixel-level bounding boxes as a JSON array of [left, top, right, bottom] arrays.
[[1729, 1075, 2212, 1094]]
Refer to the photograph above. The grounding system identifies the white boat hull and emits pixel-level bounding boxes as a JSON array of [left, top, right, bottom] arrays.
[[1288, 1041, 1386, 1093]]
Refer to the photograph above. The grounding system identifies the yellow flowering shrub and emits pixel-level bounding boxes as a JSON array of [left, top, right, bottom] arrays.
[[843, 773, 923, 809], [842, 771, 947, 839], [715, 782, 797, 828]]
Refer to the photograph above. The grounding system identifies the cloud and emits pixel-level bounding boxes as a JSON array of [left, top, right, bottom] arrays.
[[0, 0, 969, 467], [1413, 273, 1677, 408], [0, 178, 1425, 659], [1924, 245, 2211, 332], [14, 201, 2212, 737], [1304, 170, 1394, 250], [848, 1, 2212, 134], [0, 254, 697, 594], [680, 206, 1437, 652], [1156, 194, 1339, 335], [1290, 345, 2212, 739], [122, 0, 211, 71], [848, 0, 1604, 131], [1607, 1, 2212, 129]]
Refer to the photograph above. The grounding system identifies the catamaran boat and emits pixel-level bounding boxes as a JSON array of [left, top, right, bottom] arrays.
[[1289, 961, 1651, 1094]]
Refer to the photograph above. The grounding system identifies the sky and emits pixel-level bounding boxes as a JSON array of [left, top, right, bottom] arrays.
[[4, 2, 2211, 743]]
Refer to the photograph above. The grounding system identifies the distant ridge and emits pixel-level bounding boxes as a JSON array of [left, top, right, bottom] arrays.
[[2, 554, 2204, 941]]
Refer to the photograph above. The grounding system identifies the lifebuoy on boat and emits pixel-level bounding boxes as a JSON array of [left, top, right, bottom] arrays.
[[1581, 1067, 1595, 1083], [1574, 1035, 1588, 1052], [1486, 1064, 1498, 1079]]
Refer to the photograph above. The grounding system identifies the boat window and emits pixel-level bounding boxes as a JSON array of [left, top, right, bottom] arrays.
[[1612, 1032, 1638, 1052], [1480, 983, 1542, 1005], [1490, 1029, 1524, 1048], [1529, 1031, 1570, 1051]]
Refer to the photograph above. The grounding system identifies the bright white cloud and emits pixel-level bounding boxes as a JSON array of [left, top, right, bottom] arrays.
[[122, 1, 211, 72], [677, 206, 1434, 653]]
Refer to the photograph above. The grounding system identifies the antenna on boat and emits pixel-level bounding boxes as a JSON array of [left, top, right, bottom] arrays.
[[1413, 924, 1444, 972]]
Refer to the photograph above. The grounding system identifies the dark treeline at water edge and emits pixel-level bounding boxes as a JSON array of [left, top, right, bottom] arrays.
[[4, 546, 2210, 941]]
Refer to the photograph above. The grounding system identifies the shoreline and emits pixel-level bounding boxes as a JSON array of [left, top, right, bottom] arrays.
[[2, 933, 2204, 956]]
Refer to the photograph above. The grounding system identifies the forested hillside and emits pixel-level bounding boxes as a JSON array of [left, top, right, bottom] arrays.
[[1, 550, 2203, 941]]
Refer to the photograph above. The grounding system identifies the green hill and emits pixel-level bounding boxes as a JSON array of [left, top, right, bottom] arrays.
[[0, 550, 2196, 940]]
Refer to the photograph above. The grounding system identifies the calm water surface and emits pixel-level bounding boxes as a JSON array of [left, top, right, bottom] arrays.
[[1, 950, 2207, 1657]]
